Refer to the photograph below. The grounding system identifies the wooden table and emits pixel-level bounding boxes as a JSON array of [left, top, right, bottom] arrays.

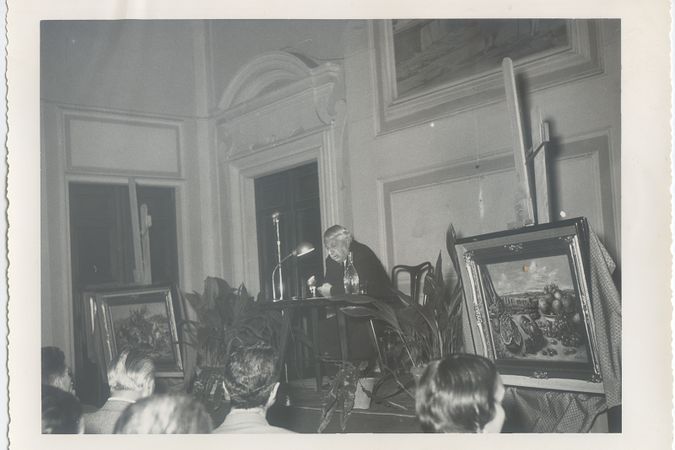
[[261, 295, 375, 390]]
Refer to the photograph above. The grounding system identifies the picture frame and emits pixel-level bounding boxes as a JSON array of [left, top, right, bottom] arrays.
[[372, 19, 604, 134], [455, 218, 603, 393], [94, 285, 184, 377]]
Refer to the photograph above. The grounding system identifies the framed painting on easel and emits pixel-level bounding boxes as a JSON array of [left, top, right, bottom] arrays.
[[455, 217, 604, 393]]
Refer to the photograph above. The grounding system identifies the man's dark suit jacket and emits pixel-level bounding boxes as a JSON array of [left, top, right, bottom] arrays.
[[323, 240, 394, 301]]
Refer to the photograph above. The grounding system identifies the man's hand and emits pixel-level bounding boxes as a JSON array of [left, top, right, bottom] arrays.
[[318, 283, 332, 298]]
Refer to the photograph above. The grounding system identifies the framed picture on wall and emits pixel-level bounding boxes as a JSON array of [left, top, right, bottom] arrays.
[[372, 19, 604, 134], [455, 217, 603, 393], [94, 285, 184, 377]]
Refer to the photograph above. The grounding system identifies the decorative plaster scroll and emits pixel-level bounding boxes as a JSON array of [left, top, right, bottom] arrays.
[[216, 52, 343, 160]]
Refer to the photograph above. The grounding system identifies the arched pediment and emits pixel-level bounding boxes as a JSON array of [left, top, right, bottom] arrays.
[[218, 51, 324, 111], [216, 50, 343, 159]]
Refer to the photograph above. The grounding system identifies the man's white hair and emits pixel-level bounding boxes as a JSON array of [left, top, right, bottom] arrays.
[[107, 349, 155, 393], [323, 224, 353, 245]]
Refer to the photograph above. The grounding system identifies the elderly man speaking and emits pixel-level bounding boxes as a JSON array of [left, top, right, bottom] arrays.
[[317, 224, 395, 302]]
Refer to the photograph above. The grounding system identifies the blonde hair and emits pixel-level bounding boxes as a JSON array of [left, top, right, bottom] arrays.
[[107, 349, 155, 393]]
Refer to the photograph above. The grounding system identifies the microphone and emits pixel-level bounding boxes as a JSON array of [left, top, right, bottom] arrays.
[[272, 211, 280, 223]]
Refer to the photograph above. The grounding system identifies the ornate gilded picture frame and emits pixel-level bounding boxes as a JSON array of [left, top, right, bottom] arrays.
[[94, 285, 184, 377], [372, 19, 604, 134], [455, 218, 603, 393]]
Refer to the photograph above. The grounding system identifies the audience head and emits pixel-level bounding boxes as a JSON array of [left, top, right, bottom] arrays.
[[41, 346, 74, 394], [223, 343, 279, 410], [415, 353, 505, 433], [107, 348, 155, 397], [113, 393, 213, 434], [42, 384, 83, 434], [323, 224, 353, 263]]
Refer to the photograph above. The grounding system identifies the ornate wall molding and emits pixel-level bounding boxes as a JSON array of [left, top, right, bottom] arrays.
[[216, 51, 346, 291], [216, 51, 343, 160]]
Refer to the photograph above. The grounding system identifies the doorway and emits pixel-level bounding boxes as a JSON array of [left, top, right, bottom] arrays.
[[254, 162, 324, 301], [69, 181, 179, 405]]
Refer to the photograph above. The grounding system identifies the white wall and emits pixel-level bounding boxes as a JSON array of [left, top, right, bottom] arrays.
[[41, 20, 203, 117], [39, 21, 223, 358], [40, 19, 620, 368], [341, 20, 620, 277]]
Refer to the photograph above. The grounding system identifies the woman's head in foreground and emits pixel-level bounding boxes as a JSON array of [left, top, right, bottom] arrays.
[[415, 353, 505, 433]]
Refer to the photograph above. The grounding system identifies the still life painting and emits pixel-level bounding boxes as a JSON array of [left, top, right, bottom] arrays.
[[483, 255, 589, 363], [455, 218, 602, 391], [97, 286, 183, 377]]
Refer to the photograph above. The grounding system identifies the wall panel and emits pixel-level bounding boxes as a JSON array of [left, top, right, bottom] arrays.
[[382, 133, 618, 276], [65, 114, 182, 177]]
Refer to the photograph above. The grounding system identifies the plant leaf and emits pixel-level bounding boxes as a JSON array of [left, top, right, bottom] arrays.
[[318, 395, 337, 433], [342, 295, 374, 305], [340, 305, 377, 319], [446, 223, 461, 275], [434, 252, 444, 290]]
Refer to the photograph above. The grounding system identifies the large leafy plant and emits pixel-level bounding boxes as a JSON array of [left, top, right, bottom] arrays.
[[340, 223, 465, 393], [180, 277, 283, 371]]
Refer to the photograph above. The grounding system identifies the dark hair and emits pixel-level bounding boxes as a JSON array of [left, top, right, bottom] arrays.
[[41, 384, 82, 434], [41, 346, 67, 386], [113, 393, 213, 434], [222, 343, 278, 409], [415, 354, 499, 433]]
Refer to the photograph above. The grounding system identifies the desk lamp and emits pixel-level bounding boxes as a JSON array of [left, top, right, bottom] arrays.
[[272, 241, 315, 301]]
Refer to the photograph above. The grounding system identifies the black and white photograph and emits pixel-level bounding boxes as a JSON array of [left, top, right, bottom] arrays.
[[5, 1, 672, 449]]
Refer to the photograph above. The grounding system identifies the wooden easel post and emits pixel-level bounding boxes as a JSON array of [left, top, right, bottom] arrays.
[[502, 57, 551, 227], [531, 119, 551, 223]]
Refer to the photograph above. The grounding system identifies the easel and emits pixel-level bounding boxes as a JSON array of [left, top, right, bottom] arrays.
[[502, 57, 551, 228], [500, 60, 617, 432]]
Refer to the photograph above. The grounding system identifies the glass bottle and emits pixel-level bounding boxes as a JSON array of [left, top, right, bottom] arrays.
[[343, 251, 360, 294]]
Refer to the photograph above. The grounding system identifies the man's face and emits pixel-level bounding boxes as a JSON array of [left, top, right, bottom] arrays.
[[55, 368, 75, 395], [325, 237, 350, 263]]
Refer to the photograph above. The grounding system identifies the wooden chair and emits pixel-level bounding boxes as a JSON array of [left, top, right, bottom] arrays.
[[391, 262, 433, 305]]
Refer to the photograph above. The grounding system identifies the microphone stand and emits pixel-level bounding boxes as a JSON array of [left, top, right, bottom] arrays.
[[272, 212, 284, 300]]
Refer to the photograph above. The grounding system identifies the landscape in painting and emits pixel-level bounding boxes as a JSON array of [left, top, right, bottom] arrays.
[[481, 254, 589, 363]]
